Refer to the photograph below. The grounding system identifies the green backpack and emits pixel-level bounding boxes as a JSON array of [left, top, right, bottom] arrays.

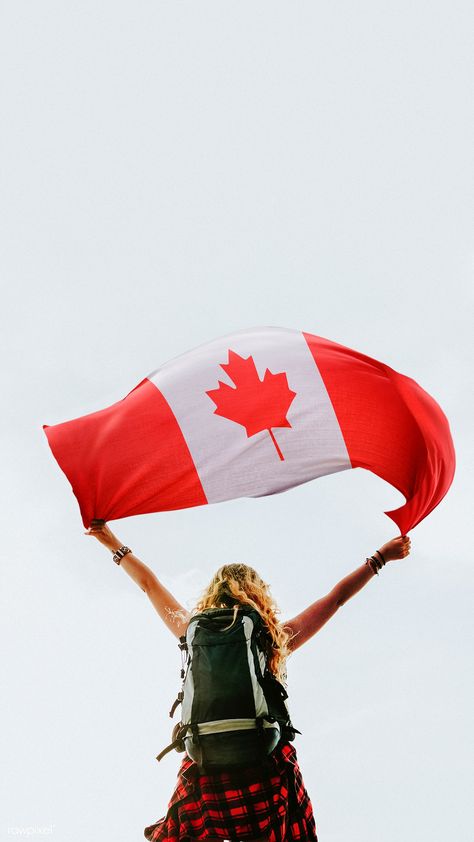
[[157, 605, 300, 772]]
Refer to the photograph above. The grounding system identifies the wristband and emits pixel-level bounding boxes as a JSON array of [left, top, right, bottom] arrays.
[[112, 546, 132, 565]]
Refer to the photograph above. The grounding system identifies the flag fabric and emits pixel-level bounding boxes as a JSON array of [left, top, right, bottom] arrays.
[[42, 326, 455, 534]]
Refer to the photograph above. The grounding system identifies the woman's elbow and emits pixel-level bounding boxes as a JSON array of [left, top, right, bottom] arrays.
[[332, 585, 347, 608]]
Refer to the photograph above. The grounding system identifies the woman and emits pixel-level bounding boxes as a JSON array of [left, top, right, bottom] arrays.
[[86, 520, 411, 842]]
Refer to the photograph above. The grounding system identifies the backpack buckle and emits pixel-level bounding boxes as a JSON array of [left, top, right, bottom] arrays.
[[169, 690, 184, 718], [156, 722, 188, 763]]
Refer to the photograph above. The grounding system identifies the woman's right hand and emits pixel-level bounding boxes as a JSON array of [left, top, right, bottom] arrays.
[[84, 519, 121, 552], [379, 534, 411, 562]]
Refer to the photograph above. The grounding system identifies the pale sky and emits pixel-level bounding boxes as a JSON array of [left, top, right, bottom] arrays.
[[1, 3, 473, 842]]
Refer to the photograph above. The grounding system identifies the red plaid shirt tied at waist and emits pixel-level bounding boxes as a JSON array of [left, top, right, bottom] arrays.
[[144, 741, 318, 842]]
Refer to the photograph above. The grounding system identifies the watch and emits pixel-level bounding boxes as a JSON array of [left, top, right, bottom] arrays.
[[112, 546, 133, 565]]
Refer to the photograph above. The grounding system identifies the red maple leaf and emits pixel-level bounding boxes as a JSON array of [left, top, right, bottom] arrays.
[[205, 350, 297, 461]]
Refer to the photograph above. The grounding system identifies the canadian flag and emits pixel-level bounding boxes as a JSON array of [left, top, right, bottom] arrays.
[[42, 327, 455, 534]]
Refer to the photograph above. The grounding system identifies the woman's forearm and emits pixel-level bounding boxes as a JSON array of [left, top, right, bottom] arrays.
[[286, 560, 376, 650], [331, 539, 407, 606], [93, 527, 190, 633], [86, 521, 190, 636], [114, 547, 156, 593], [285, 540, 409, 652], [331, 558, 376, 607]]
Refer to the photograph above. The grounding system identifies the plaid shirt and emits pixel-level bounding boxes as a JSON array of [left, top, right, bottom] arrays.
[[144, 741, 318, 842]]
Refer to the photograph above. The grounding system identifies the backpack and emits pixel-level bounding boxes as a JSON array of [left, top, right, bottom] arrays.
[[156, 605, 300, 772]]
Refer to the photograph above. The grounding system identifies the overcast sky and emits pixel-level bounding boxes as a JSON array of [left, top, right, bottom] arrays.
[[1, 3, 473, 842]]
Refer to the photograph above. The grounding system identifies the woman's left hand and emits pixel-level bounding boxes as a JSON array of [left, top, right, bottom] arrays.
[[379, 534, 411, 562], [84, 519, 121, 552]]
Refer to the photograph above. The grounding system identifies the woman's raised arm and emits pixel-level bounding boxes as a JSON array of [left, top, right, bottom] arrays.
[[285, 535, 411, 653], [85, 520, 191, 639]]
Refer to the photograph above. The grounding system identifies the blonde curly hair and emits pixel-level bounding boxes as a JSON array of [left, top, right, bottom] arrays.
[[192, 562, 293, 683]]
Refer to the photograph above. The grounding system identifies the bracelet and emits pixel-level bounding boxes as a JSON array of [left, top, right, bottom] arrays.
[[366, 553, 386, 575], [366, 557, 379, 575], [365, 550, 388, 576], [112, 546, 132, 565], [374, 548, 386, 566]]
